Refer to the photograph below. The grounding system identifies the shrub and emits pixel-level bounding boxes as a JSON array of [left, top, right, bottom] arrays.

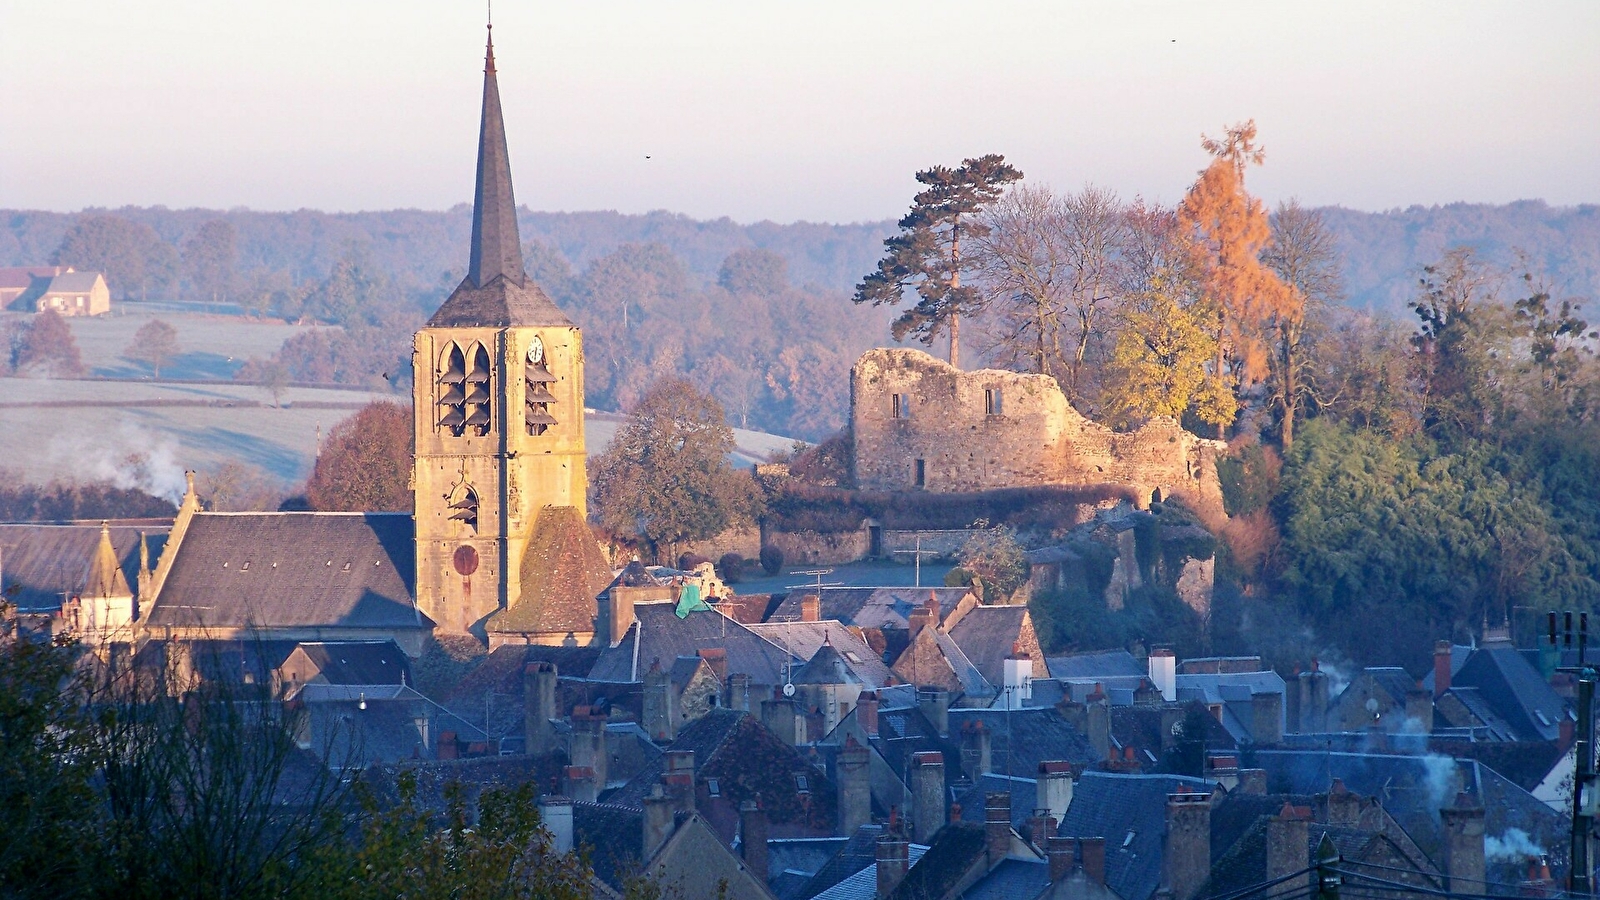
[[759, 545, 784, 575], [718, 552, 745, 584], [678, 552, 711, 571]]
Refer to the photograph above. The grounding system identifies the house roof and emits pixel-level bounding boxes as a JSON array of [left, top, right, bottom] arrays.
[[811, 843, 929, 900], [84, 523, 132, 598], [0, 266, 67, 290], [587, 602, 797, 686], [749, 620, 895, 689], [947, 707, 1100, 777], [1450, 646, 1567, 742], [769, 587, 975, 631], [1047, 650, 1144, 680], [795, 825, 888, 900], [766, 837, 850, 900], [956, 774, 1038, 828], [489, 505, 612, 636], [144, 512, 426, 631], [0, 522, 168, 613], [40, 271, 105, 294], [887, 821, 988, 900], [574, 801, 648, 889], [946, 604, 1042, 687], [962, 858, 1053, 900], [1057, 772, 1212, 900], [287, 640, 410, 685]]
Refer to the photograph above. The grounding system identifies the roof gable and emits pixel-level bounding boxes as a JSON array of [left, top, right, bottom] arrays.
[[489, 505, 612, 636]]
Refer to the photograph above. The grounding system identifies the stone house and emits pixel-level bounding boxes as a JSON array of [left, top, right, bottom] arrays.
[[0, 265, 70, 309], [20, 270, 111, 316]]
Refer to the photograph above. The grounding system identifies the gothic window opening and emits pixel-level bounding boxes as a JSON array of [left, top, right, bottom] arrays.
[[464, 343, 492, 435], [448, 485, 480, 532], [524, 335, 558, 436], [438, 344, 467, 435]]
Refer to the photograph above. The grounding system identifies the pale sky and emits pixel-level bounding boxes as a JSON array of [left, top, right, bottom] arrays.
[[2, 1, 1597, 223]]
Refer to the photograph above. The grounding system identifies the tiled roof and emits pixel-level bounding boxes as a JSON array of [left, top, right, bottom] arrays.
[[489, 505, 612, 636], [574, 801, 647, 889], [770, 587, 975, 631], [588, 602, 797, 686], [811, 843, 929, 900], [0, 522, 168, 613], [888, 822, 987, 900], [948, 707, 1100, 777], [145, 512, 425, 630], [1047, 650, 1144, 680], [289, 640, 410, 685], [946, 604, 1042, 687], [0, 266, 66, 289], [1057, 772, 1211, 900], [750, 621, 895, 689], [41, 271, 104, 294]]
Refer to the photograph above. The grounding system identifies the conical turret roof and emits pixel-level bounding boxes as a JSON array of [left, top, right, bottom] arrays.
[[84, 521, 132, 599]]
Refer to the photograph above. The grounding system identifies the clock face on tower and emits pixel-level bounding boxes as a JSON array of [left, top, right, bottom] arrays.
[[527, 336, 545, 365]]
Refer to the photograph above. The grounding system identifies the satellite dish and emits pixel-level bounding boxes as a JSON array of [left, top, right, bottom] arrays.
[[783, 683, 796, 698]]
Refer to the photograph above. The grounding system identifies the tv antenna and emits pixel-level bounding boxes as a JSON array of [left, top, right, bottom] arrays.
[[789, 568, 843, 593], [892, 534, 940, 587]]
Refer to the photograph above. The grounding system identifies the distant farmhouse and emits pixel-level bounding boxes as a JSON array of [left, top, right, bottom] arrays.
[[0, 265, 111, 315]]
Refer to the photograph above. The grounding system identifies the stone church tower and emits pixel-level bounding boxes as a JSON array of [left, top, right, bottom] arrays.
[[413, 30, 596, 638]]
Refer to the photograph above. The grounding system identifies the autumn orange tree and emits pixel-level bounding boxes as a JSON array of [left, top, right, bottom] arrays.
[[1176, 120, 1295, 436], [305, 401, 413, 511]]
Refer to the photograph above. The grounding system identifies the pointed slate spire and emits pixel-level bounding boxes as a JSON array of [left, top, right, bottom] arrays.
[[86, 521, 132, 599], [468, 25, 525, 289]]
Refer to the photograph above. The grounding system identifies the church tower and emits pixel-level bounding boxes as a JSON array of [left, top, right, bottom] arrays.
[[414, 28, 593, 638]]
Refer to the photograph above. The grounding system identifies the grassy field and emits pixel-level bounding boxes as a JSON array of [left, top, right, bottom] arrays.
[[2, 307, 319, 380]]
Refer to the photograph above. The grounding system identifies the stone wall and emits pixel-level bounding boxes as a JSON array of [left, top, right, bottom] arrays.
[[850, 348, 1224, 510]]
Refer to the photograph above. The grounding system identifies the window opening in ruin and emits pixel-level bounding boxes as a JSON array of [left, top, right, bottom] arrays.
[[892, 393, 907, 419], [525, 336, 558, 436], [464, 343, 493, 435], [914, 458, 926, 488], [448, 485, 480, 532], [985, 388, 1002, 416], [438, 343, 468, 435]]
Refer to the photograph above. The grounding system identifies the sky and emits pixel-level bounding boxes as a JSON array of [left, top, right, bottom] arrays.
[[2, 1, 1597, 224]]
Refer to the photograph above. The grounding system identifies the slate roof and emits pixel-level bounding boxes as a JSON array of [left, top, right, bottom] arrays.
[[767, 837, 850, 900], [1450, 646, 1567, 742], [145, 513, 426, 630], [0, 522, 169, 613], [749, 620, 895, 688], [1047, 650, 1144, 680], [1057, 772, 1211, 900], [887, 821, 988, 900], [811, 843, 929, 900], [574, 801, 648, 889], [587, 601, 798, 686], [962, 858, 1052, 900], [489, 505, 612, 636], [946, 604, 1042, 687], [1203, 817, 1439, 900], [947, 706, 1100, 777], [956, 774, 1038, 828], [797, 824, 888, 900], [1174, 671, 1286, 744], [770, 587, 975, 631], [871, 703, 965, 788], [288, 640, 411, 685]]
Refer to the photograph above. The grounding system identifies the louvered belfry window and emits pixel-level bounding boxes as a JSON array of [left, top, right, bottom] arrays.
[[525, 347, 558, 436], [448, 485, 480, 532], [438, 344, 468, 435], [464, 343, 493, 435]]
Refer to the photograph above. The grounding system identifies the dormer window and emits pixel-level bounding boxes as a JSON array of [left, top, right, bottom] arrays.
[[525, 336, 558, 436]]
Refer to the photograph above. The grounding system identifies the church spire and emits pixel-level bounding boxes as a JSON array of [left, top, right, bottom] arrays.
[[468, 23, 525, 289]]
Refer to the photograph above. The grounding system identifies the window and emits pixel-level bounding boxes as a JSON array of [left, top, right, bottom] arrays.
[[707, 778, 721, 797], [914, 458, 926, 488], [794, 774, 810, 794], [464, 343, 493, 435], [985, 388, 1002, 416], [892, 393, 908, 419], [448, 485, 480, 532], [525, 337, 558, 436], [438, 344, 468, 435]]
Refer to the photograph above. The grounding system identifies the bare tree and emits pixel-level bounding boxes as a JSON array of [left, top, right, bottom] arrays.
[[1263, 200, 1344, 449]]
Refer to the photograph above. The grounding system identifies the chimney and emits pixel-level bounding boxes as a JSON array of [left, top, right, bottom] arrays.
[[728, 673, 751, 712], [608, 585, 638, 646], [1434, 640, 1453, 698], [876, 827, 910, 899], [438, 731, 459, 760], [538, 795, 574, 855], [1080, 836, 1106, 885], [1250, 690, 1283, 745], [838, 736, 872, 836], [1086, 685, 1110, 759], [1038, 761, 1074, 822], [1149, 648, 1176, 702], [1405, 680, 1434, 733], [1441, 792, 1486, 894], [1326, 779, 1360, 827], [801, 594, 821, 622], [1159, 705, 1184, 752], [910, 751, 946, 843], [1267, 803, 1311, 893], [643, 785, 676, 861], [858, 691, 880, 737], [643, 659, 677, 742], [741, 799, 770, 884], [908, 605, 934, 639], [961, 720, 992, 780], [1298, 665, 1330, 733], [985, 791, 1013, 867], [662, 749, 696, 812], [918, 687, 950, 737], [697, 648, 728, 685], [1026, 809, 1058, 850], [1164, 791, 1211, 900], [524, 662, 558, 754], [1002, 645, 1033, 710], [1238, 768, 1268, 795], [569, 707, 609, 789], [1047, 836, 1077, 883], [562, 765, 598, 803], [762, 692, 804, 745]]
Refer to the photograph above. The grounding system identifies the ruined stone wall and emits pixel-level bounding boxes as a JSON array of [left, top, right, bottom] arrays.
[[850, 349, 1224, 510]]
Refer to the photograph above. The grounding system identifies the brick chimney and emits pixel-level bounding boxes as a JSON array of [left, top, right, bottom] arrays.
[[643, 784, 676, 861], [876, 823, 910, 900], [1405, 680, 1434, 733], [1086, 685, 1110, 759], [1267, 802, 1311, 892], [524, 662, 559, 754], [1441, 792, 1486, 894], [800, 594, 822, 622], [1048, 836, 1077, 883], [858, 691, 880, 737], [569, 706, 609, 789], [1326, 779, 1360, 826], [1026, 809, 1058, 850], [762, 690, 803, 745], [538, 795, 574, 855], [1237, 768, 1268, 795], [741, 799, 769, 884], [562, 765, 598, 803], [1250, 691, 1283, 745], [662, 749, 695, 812], [838, 736, 872, 836], [1298, 662, 1330, 732], [908, 605, 934, 640], [911, 750, 946, 843], [985, 791, 1013, 867], [1080, 836, 1106, 885], [1434, 640, 1453, 699], [1164, 791, 1211, 900], [643, 659, 677, 742], [961, 720, 992, 780]]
